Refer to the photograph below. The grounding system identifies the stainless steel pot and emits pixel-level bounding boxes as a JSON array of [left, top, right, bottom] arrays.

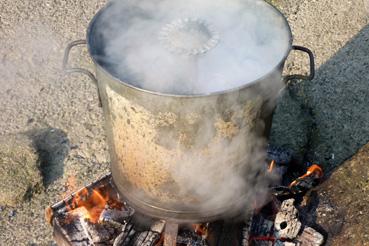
[[63, 1, 314, 222]]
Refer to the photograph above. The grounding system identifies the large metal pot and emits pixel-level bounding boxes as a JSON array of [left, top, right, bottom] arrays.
[[63, 0, 314, 222]]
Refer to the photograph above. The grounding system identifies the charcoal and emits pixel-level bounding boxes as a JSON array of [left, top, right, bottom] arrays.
[[271, 186, 294, 198], [131, 231, 160, 246], [267, 145, 292, 165], [113, 223, 135, 246], [249, 215, 275, 246], [100, 217, 126, 230], [99, 205, 134, 224], [275, 241, 296, 246], [240, 217, 253, 246], [55, 216, 94, 246], [150, 220, 166, 233], [123, 220, 165, 246], [99, 205, 133, 231], [177, 230, 208, 246], [251, 215, 274, 236], [79, 217, 116, 244], [289, 176, 319, 195], [295, 227, 324, 246], [274, 199, 302, 239], [250, 238, 274, 246]]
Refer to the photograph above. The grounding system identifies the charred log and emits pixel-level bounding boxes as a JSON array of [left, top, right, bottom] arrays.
[[131, 230, 161, 246], [274, 199, 302, 239], [295, 227, 324, 246], [113, 223, 136, 246]]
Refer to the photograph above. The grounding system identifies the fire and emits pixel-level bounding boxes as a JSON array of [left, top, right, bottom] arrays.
[[66, 187, 109, 223], [268, 160, 276, 172], [289, 164, 324, 188], [192, 223, 209, 238]]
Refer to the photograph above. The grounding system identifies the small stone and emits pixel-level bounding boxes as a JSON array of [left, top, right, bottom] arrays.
[[27, 118, 35, 124], [9, 210, 16, 218], [70, 144, 79, 150]]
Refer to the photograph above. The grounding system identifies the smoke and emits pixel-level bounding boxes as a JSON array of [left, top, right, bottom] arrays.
[[166, 73, 283, 216], [171, 133, 274, 215], [96, 0, 290, 95], [98, 0, 288, 218]]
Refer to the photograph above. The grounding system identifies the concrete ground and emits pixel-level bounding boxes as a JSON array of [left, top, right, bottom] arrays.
[[0, 0, 368, 245], [270, 0, 369, 172]]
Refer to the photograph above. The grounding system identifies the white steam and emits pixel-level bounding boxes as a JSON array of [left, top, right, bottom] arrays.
[[98, 0, 288, 217], [97, 0, 290, 95]]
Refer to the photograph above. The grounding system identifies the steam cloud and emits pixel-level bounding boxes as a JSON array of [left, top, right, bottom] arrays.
[[96, 0, 289, 217], [97, 0, 290, 95]]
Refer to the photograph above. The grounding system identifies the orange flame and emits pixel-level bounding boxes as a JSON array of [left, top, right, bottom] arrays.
[[267, 160, 276, 173], [66, 187, 109, 223], [289, 164, 324, 188], [192, 223, 209, 238]]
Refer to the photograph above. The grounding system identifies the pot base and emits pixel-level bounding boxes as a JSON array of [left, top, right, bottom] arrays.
[[111, 174, 246, 223]]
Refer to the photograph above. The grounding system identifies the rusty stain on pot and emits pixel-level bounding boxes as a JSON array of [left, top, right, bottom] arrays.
[[105, 85, 264, 204]]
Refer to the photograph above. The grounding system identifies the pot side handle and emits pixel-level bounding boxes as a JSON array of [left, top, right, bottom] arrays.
[[283, 45, 315, 83], [62, 39, 97, 85]]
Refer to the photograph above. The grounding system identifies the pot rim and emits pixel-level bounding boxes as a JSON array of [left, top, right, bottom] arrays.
[[86, 1, 293, 98]]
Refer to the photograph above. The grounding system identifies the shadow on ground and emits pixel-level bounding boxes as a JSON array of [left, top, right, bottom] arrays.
[[270, 24, 369, 174], [27, 128, 70, 187]]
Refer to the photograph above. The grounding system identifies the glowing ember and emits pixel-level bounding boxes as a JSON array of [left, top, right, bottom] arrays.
[[66, 187, 116, 223], [192, 223, 209, 238]]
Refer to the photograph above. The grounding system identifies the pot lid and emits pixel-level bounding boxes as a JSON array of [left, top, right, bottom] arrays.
[[94, 0, 291, 95]]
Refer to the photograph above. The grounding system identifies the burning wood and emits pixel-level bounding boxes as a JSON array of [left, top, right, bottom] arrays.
[[177, 229, 208, 246], [131, 230, 161, 246], [129, 220, 166, 246], [46, 175, 135, 246], [295, 227, 324, 246], [240, 217, 253, 246], [271, 163, 324, 197], [113, 223, 135, 246], [46, 166, 325, 246], [163, 222, 178, 246], [248, 214, 275, 246], [244, 159, 325, 246], [274, 199, 302, 239], [289, 164, 323, 194]]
